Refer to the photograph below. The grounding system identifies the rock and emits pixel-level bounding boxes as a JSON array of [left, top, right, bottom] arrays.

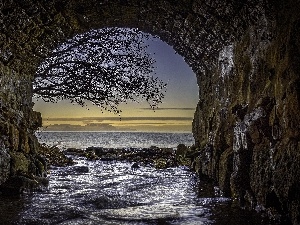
[[0, 146, 10, 185], [65, 148, 99, 160], [88, 147, 105, 157], [218, 147, 233, 197], [0, 175, 48, 195], [39, 144, 73, 167], [131, 162, 140, 169], [72, 166, 89, 174], [175, 144, 188, 165], [175, 144, 199, 166], [82, 146, 177, 169], [9, 152, 30, 176], [65, 148, 84, 155], [154, 158, 167, 169]]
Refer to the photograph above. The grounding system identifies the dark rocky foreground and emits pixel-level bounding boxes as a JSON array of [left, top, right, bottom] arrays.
[[0, 142, 291, 224]]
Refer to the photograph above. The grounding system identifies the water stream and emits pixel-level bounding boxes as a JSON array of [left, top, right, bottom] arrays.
[[1, 157, 269, 225], [0, 132, 271, 224]]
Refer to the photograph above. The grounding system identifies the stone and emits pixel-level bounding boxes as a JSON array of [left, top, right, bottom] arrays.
[[9, 152, 29, 176], [0, 145, 10, 185], [131, 162, 139, 169], [72, 166, 89, 174], [18, 129, 30, 154], [154, 158, 167, 169], [175, 143, 188, 164], [218, 147, 233, 197], [8, 124, 19, 151], [0, 175, 48, 195], [39, 144, 74, 167]]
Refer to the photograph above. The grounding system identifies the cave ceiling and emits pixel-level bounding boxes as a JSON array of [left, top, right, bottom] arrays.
[[0, 0, 275, 76]]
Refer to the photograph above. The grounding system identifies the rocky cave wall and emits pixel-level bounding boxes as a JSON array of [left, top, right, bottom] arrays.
[[0, 0, 299, 223], [0, 61, 44, 191], [192, 1, 300, 223]]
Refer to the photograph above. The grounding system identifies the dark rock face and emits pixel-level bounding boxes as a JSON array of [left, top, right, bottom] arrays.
[[0, 0, 299, 223], [192, 1, 300, 223], [0, 145, 10, 185]]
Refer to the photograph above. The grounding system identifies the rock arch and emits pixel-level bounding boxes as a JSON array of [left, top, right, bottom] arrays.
[[0, 1, 300, 224]]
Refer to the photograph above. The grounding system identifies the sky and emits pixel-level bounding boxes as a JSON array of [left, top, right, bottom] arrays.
[[33, 35, 199, 133]]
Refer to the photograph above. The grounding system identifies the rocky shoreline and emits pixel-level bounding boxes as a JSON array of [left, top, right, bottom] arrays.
[[0, 143, 197, 195], [60, 143, 197, 170], [0, 143, 282, 224]]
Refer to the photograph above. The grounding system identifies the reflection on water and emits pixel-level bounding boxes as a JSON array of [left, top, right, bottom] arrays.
[[35, 131, 195, 150], [0, 156, 270, 225]]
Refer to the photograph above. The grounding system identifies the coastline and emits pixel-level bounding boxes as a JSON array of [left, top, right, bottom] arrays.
[[35, 131, 195, 150], [36, 130, 193, 134]]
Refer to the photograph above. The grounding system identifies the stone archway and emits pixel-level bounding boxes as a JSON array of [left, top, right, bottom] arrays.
[[1, 1, 300, 224]]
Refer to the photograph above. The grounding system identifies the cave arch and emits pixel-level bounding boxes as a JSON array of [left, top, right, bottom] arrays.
[[1, 0, 263, 143], [2, 0, 253, 77]]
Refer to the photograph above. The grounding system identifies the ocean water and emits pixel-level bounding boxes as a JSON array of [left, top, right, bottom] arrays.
[[35, 131, 195, 149], [0, 132, 271, 224]]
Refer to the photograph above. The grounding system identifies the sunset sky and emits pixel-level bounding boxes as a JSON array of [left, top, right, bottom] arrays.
[[33, 35, 199, 132]]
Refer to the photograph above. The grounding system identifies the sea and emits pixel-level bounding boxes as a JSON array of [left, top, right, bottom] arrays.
[[0, 131, 270, 225], [35, 131, 195, 150]]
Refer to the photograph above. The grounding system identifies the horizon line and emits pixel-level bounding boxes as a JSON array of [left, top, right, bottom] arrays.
[[140, 107, 196, 111], [44, 116, 194, 121]]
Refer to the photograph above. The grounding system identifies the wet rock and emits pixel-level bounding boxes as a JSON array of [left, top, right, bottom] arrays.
[[87, 147, 105, 156], [72, 146, 176, 169], [190, 2, 300, 222], [175, 144, 200, 167], [39, 144, 73, 167], [232, 104, 248, 120], [66, 148, 99, 160], [131, 162, 140, 169], [175, 144, 189, 166], [72, 166, 89, 174], [0, 175, 48, 195], [154, 158, 167, 169]]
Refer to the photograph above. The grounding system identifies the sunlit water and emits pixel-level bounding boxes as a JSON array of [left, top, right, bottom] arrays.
[[35, 131, 195, 149], [0, 132, 270, 225]]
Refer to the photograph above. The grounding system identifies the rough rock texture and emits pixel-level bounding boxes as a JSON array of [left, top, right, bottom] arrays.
[[0, 63, 46, 193], [192, 1, 300, 223], [0, 0, 299, 223]]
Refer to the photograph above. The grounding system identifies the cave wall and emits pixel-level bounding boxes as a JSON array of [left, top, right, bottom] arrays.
[[0, 0, 299, 223], [0, 63, 44, 190], [192, 1, 300, 223]]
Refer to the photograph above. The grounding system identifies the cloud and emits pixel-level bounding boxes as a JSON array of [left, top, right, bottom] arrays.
[[42, 123, 136, 132], [42, 116, 194, 132], [42, 123, 192, 132], [140, 107, 195, 111]]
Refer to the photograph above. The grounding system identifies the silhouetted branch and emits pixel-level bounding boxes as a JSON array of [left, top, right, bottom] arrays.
[[33, 27, 167, 113]]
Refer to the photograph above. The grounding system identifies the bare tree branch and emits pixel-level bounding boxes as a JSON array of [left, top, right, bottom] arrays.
[[33, 28, 167, 113]]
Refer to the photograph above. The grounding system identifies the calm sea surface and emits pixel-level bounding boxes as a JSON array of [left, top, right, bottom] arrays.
[[35, 131, 195, 149], [0, 132, 270, 224]]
